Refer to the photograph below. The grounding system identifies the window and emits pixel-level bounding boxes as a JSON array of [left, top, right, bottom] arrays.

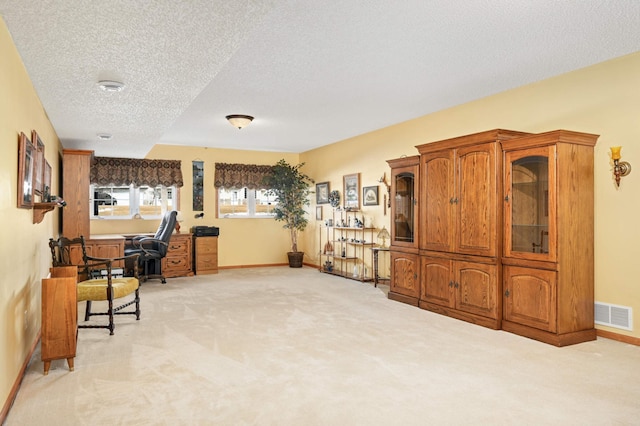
[[91, 184, 177, 219], [218, 187, 277, 218]]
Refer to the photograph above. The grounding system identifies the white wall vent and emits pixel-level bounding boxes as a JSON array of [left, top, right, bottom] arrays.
[[595, 302, 633, 331]]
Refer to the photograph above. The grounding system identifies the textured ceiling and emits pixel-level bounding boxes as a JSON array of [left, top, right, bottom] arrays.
[[2, 1, 640, 158]]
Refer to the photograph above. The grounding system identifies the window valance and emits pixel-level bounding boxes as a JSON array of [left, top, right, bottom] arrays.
[[91, 157, 183, 187], [214, 163, 273, 190]]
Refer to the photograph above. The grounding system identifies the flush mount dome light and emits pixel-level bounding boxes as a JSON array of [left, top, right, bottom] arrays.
[[226, 114, 254, 129], [97, 133, 113, 141], [97, 80, 125, 92]]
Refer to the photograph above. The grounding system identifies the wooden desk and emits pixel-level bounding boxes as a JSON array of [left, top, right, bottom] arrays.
[[193, 236, 218, 275]]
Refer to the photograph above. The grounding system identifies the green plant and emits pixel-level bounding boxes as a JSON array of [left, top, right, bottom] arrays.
[[263, 159, 314, 252]]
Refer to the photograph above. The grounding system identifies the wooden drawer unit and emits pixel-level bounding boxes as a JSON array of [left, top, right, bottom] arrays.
[[194, 236, 218, 275], [162, 233, 194, 278]]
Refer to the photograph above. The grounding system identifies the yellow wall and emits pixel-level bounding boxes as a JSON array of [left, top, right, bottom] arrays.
[[3, 11, 640, 417], [90, 145, 301, 267], [1, 19, 62, 412], [301, 52, 640, 338]]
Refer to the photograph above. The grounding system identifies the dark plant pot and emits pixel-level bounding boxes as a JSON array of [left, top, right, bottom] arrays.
[[287, 251, 304, 268]]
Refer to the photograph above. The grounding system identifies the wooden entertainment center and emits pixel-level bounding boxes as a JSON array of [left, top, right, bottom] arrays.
[[387, 129, 598, 346]]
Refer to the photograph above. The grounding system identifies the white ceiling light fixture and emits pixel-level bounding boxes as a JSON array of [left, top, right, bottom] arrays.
[[97, 80, 125, 92], [97, 133, 113, 141], [226, 114, 254, 129]]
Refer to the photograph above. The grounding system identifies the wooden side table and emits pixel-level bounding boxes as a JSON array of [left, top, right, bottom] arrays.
[[41, 266, 78, 375], [371, 247, 390, 287]]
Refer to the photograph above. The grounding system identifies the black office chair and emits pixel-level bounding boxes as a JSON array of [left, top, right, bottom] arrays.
[[124, 210, 177, 284]]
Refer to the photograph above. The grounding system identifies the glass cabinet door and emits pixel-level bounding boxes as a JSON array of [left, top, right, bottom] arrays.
[[391, 165, 419, 248], [504, 145, 556, 261]]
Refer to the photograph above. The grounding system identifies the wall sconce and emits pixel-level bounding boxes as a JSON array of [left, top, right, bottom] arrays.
[[610, 146, 631, 187], [379, 173, 391, 215]]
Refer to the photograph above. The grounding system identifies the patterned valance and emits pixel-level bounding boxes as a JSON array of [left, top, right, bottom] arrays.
[[214, 163, 273, 190], [91, 157, 183, 187]]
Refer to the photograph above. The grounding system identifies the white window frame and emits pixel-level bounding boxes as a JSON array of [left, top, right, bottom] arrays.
[[218, 187, 276, 219], [90, 184, 177, 220]]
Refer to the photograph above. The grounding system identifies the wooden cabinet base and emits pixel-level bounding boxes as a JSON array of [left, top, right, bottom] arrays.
[[42, 266, 78, 375], [502, 320, 596, 347], [419, 301, 501, 330], [388, 291, 419, 306]]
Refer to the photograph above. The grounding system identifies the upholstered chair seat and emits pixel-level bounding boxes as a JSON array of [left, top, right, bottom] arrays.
[[77, 277, 139, 302]]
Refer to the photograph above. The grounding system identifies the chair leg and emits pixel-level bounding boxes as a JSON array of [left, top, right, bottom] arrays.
[[107, 287, 114, 335], [135, 287, 141, 320], [84, 301, 92, 321]]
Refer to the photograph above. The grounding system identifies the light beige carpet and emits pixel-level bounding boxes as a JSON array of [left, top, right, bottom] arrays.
[[6, 267, 640, 425]]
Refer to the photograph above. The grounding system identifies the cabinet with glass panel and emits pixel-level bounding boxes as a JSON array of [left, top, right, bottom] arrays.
[[501, 130, 598, 346], [387, 156, 420, 305]]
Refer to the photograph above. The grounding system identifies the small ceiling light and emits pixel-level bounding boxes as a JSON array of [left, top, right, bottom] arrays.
[[226, 114, 254, 129], [97, 80, 125, 92], [97, 133, 113, 141]]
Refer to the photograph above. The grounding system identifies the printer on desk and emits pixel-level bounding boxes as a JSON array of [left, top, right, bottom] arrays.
[[192, 226, 219, 237]]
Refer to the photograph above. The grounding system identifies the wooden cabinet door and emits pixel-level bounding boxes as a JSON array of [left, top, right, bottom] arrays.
[[390, 251, 419, 298], [420, 256, 454, 308], [455, 261, 498, 319], [87, 238, 125, 268], [420, 150, 454, 252], [390, 160, 419, 250], [503, 145, 557, 262], [504, 265, 557, 332], [455, 143, 497, 257]]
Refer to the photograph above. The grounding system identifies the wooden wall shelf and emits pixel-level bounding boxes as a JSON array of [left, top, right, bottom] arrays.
[[33, 202, 61, 224]]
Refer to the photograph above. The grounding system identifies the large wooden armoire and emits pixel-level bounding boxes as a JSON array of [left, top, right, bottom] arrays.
[[387, 129, 597, 346]]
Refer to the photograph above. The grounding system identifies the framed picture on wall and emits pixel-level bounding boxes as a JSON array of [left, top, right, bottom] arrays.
[[31, 130, 45, 197], [363, 185, 379, 206], [343, 173, 360, 210], [17, 132, 35, 208], [316, 205, 323, 220], [316, 181, 330, 204], [43, 160, 52, 201]]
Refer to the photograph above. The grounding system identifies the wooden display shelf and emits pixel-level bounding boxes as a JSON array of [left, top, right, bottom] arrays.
[[33, 202, 61, 224]]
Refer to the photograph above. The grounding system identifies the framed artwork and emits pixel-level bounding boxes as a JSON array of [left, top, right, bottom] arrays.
[[316, 205, 323, 220], [316, 181, 330, 204], [343, 173, 360, 210], [363, 185, 379, 206], [17, 132, 35, 208], [31, 130, 45, 197], [192, 160, 204, 211], [43, 160, 52, 201]]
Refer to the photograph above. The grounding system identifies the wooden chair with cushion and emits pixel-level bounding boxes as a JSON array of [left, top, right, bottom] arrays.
[[49, 236, 141, 335]]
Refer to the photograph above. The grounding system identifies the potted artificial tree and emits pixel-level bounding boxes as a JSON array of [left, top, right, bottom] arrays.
[[263, 159, 314, 267]]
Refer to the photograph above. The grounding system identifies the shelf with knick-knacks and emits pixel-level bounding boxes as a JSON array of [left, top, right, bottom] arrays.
[[318, 208, 376, 282]]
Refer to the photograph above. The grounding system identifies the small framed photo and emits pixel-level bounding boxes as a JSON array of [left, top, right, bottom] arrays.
[[316, 181, 330, 204], [31, 130, 45, 197], [343, 173, 360, 210], [316, 205, 323, 220], [363, 185, 379, 206], [43, 160, 52, 201], [17, 132, 35, 209]]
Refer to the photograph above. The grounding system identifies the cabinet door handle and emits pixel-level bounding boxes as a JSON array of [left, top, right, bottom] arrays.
[[454, 282, 459, 289], [504, 290, 510, 297], [504, 195, 509, 202], [414, 273, 418, 279], [449, 281, 454, 287]]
